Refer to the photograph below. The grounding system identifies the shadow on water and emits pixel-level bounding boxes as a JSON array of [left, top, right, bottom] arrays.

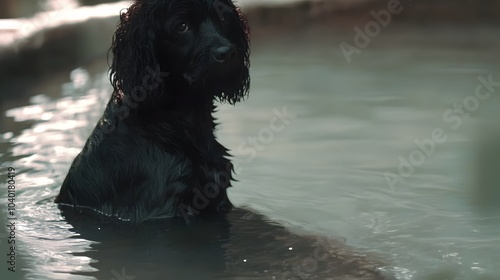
[[59, 206, 393, 280], [472, 127, 500, 212]]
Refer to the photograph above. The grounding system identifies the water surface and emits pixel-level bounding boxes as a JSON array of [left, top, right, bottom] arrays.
[[1, 24, 500, 280]]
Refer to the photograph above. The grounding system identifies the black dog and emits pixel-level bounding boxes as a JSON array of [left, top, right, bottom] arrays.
[[56, 0, 250, 223]]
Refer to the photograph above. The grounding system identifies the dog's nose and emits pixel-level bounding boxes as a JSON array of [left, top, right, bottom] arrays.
[[213, 45, 236, 63]]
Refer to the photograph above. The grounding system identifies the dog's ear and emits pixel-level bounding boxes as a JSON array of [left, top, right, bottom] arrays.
[[236, 6, 251, 103], [236, 6, 251, 49], [109, 2, 165, 107], [219, 5, 251, 105]]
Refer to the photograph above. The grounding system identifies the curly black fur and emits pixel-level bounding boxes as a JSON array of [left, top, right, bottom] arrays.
[[55, 0, 250, 223]]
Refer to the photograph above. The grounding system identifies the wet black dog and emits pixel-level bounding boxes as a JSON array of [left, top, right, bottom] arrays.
[[55, 0, 250, 223]]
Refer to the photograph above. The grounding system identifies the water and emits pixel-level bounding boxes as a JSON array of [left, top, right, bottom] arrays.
[[1, 24, 500, 280]]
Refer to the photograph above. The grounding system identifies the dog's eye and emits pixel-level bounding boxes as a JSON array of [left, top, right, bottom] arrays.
[[175, 22, 190, 33]]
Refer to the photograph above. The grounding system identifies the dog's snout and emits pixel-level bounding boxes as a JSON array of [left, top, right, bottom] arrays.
[[213, 45, 236, 63]]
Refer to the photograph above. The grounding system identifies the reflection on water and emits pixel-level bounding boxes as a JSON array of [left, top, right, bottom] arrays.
[[1, 25, 500, 280]]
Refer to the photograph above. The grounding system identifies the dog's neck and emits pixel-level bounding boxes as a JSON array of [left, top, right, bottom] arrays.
[[129, 90, 220, 155], [109, 80, 224, 157]]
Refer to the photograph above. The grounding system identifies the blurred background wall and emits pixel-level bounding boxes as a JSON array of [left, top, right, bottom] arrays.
[[1, 0, 499, 19]]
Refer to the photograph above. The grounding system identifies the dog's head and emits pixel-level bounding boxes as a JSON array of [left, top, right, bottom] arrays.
[[110, 0, 250, 106]]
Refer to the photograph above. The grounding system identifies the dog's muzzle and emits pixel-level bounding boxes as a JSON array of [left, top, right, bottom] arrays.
[[212, 45, 236, 63]]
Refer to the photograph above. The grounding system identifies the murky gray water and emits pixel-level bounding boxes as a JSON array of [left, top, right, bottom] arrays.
[[1, 24, 500, 280]]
